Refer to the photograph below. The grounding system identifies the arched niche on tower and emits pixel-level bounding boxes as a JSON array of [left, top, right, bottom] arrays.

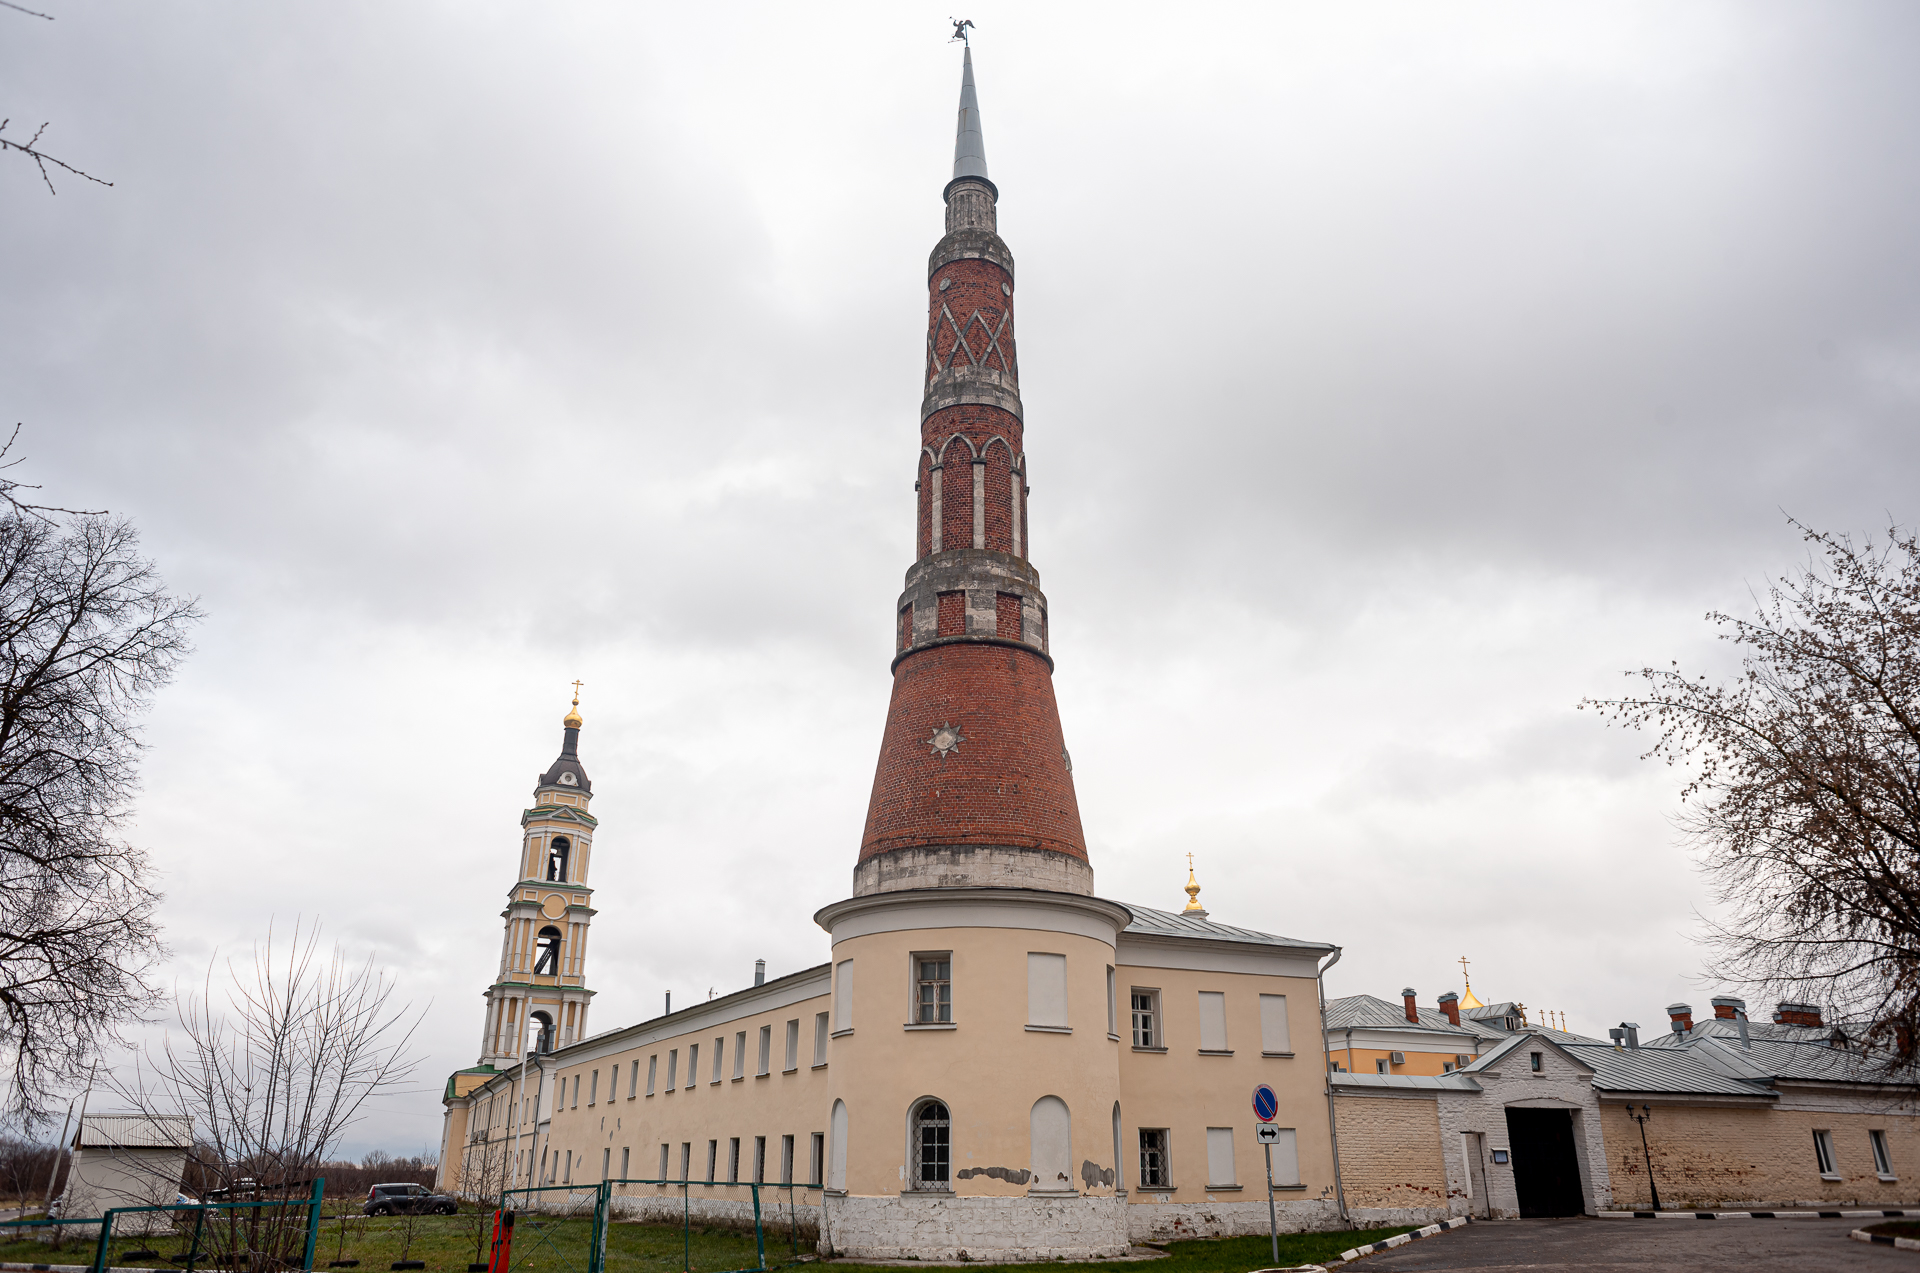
[[546, 837, 570, 883]]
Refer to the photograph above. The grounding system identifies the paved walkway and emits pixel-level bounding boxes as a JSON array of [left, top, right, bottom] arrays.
[[1356, 1215, 1906, 1270]]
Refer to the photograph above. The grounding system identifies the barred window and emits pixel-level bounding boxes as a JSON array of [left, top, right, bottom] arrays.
[[1139, 1128, 1170, 1188], [910, 1099, 952, 1191]]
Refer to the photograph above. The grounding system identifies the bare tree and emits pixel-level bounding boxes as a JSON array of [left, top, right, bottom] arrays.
[[1587, 519, 1920, 1062], [0, 511, 198, 1130], [1, 4, 113, 195], [113, 925, 423, 1270]]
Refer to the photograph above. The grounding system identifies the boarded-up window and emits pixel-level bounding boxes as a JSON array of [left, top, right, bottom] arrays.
[[1259, 994, 1291, 1053], [1270, 1128, 1300, 1185], [834, 960, 853, 1030], [1031, 1096, 1072, 1190], [1198, 992, 1229, 1052], [1028, 953, 1069, 1028], [1206, 1127, 1236, 1187], [814, 1012, 829, 1065]]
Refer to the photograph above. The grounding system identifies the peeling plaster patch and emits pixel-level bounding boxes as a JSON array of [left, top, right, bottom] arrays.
[[1081, 1160, 1115, 1189], [956, 1165, 1031, 1184]]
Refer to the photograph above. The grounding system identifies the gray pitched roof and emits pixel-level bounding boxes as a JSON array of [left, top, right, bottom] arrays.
[[76, 1113, 195, 1150], [1562, 1042, 1778, 1098], [1324, 993, 1507, 1042], [1330, 1071, 1484, 1093], [1119, 903, 1333, 953]]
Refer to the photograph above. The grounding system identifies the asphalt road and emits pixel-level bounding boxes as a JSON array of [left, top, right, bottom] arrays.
[[1356, 1216, 1904, 1270]]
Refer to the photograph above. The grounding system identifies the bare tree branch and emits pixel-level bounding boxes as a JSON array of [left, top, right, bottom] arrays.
[[1585, 517, 1920, 1065], [0, 1, 55, 19], [0, 120, 110, 195]]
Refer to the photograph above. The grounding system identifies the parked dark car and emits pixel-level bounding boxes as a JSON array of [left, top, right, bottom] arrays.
[[364, 1183, 456, 1216]]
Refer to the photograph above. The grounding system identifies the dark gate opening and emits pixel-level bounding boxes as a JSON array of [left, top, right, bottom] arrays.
[[1504, 1108, 1584, 1217]]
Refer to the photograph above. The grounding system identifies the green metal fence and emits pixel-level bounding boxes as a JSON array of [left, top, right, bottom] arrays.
[[0, 1178, 326, 1273]]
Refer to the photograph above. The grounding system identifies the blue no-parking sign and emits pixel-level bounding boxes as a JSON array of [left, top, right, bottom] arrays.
[[1252, 1083, 1278, 1123]]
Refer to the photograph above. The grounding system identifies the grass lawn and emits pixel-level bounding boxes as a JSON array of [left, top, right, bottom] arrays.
[[0, 1214, 1417, 1273]]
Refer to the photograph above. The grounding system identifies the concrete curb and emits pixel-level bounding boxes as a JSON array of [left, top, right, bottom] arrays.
[[1249, 1215, 1473, 1270], [1600, 1208, 1919, 1220], [1853, 1227, 1920, 1251]]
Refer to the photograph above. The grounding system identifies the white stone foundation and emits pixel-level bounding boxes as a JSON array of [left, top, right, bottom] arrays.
[[820, 1193, 1128, 1261], [1122, 1198, 1346, 1243]]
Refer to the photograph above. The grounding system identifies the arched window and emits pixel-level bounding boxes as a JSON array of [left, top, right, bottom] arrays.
[[547, 837, 571, 882], [908, 1098, 951, 1192], [530, 1011, 555, 1054], [533, 927, 563, 977]]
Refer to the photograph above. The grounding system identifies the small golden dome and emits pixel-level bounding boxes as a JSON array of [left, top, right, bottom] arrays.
[[563, 681, 584, 729], [1182, 852, 1207, 915]]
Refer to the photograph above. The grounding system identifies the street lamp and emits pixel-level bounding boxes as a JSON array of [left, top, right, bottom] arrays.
[[1625, 1104, 1662, 1212]]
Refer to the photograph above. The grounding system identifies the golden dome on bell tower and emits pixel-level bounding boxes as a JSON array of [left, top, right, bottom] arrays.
[[563, 680, 584, 729]]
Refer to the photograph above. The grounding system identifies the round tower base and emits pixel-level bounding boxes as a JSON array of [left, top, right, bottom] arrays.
[[853, 844, 1093, 896]]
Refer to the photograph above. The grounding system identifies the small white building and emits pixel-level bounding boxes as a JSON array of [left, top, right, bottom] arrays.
[[61, 1113, 195, 1233]]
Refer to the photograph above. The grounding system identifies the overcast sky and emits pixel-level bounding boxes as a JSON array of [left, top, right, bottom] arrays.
[[8, 2, 1920, 1158]]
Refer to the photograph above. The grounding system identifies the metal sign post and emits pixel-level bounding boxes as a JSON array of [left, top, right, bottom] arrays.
[[1252, 1084, 1280, 1266]]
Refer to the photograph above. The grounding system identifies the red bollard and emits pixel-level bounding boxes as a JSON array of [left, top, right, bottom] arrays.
[[487, 1210, 515, 1273]]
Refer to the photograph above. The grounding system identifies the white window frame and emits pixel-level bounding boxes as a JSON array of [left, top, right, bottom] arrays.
[[757, 1024, 772, 1076], [784, 1018, 801, 1072], [628, 1059, 639, 1099], [667, 1049, 678, 1091], [646, 1054, 657, 1096], [1139, 1128, 1171, 1188], [1259, 994, 1292, 1055], [814, 1012, 830, 1066], [1197, 991, 1229, 1053], [1027, 952, 1069, 1030], [1814, 1129, 1838, 1178], [809, 1132, 825, 1187], [728, 1137, 741, 1183], [833, 960, 854, 1033], [781, 1134, 795, 1185], [713, 1036, 725, 1083], [1131, 989, 1161, 1049], [1873, 1128, 1896, 1178], [909, 1097, 953, 1192], [734, 1031, 747, 1079], [706, 1139, 718, 1183], [1106, 967, 1117, 1038], [912, 952, 953, 1025], [1205, 1127, 1236, 1188], [589, 1069, 598, 1106]]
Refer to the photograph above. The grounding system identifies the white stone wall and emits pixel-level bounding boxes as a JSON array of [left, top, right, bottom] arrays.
[[1124, 1196, 1344, 1242], [819, 1192, 1128, 1260], [1431, 1043, 1612, 1218]]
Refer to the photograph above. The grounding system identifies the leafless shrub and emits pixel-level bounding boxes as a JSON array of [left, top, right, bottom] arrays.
[[1587, 519, 1920, 1064]]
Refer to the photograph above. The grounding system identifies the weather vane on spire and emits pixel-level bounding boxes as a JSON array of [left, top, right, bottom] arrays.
[[950, 17, 973, 44]]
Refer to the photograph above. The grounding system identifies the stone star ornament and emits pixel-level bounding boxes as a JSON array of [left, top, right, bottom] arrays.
[[926, 723, 965, 758]]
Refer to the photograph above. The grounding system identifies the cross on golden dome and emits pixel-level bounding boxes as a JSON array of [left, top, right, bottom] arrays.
[[563, 681, 584, 729], [1182, 853, 1205, 914], [1458, 955, 1484, 1010]]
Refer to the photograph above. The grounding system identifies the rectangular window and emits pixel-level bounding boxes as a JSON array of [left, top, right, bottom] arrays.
[[589, 1069, 599, 1105], [667, 1049, 678, 1091], [646, 1055, 657, 1096], [687, 1044, 699, 1087], [1270, 1128, 1300, 1186], [659, 1144, 669, 1180], [1814, 1129, 1838, 1176], [1139, 1129, 1171, 1188], [1376, 1058, 1388, 1074], [1198, 991, 1229, 1052], [601, 1147, 610, 1180], [629, 1059, 639, 1099], [713, 1037, 725, 1083], [729, 1138, 741, 1183], [564, 1149, 572, 1183], [915, 955, 952, 1023], [754, 1136, 767, 1183], [1131, 990, 1160, 1048], [758, 1025, 772, 1076], [1530, 1052, 1543, 1073], [734, 1031, 747, 1079], [781, 1134, 795, 1185], [1205, 1127, 1236, 1188], [834, 960, 853, 1031], [810, 1132, 825, 1187], [680, 1142, 692, 1183], [1028, 952, 1069, 1028], [1259, 994, 1291, 1053], [784, 1019, 800, 1071], [620, 1146, 629, 1179], [1873, 1129, 1895, 1177], [814, 1012, 830, 1065], [1107, 967, 1117, 1036], [570, 1075, 580, 1108], [1443, 1062, 1455, 1073], [706, 1140, 718, 1184]]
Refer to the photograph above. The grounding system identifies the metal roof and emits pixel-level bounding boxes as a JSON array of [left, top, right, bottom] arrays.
[[952, 47, 989, 182], [1119, 903, 1334, 952], [1330, 1071, 1483, 1093], [1561, 1043, 1777, 1098], [75, 1114, 194, 1150], [1323, 993, 1507, 1042]]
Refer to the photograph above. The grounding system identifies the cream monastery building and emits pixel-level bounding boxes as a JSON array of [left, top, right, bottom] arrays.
[[437, 49, 1348, 1261]]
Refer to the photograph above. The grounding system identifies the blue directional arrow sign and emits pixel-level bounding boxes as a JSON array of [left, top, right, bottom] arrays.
[[1252, 1083, 1279, 1123]]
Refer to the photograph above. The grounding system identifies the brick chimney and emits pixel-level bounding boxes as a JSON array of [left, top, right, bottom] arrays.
[[1667, 1002, 1694, 1033], [1402, 988, 1419, 1024], [1438, 992, 1461, 1027], [1710, 996, 1746, 1020], [1774, 1002, 1823, 1028]]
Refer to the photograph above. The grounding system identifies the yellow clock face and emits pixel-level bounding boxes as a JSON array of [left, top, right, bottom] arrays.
[[541, 894, 568, 920]]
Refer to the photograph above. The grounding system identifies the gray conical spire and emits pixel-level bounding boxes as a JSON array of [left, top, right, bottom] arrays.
[[952, 46, 989, 182]]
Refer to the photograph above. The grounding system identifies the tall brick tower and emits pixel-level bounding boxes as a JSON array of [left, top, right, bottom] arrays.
[[855, 47, 1089, 898]]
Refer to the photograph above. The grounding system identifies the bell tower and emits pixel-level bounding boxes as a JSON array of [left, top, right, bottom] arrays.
[[476, 688, 599, 1067]]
